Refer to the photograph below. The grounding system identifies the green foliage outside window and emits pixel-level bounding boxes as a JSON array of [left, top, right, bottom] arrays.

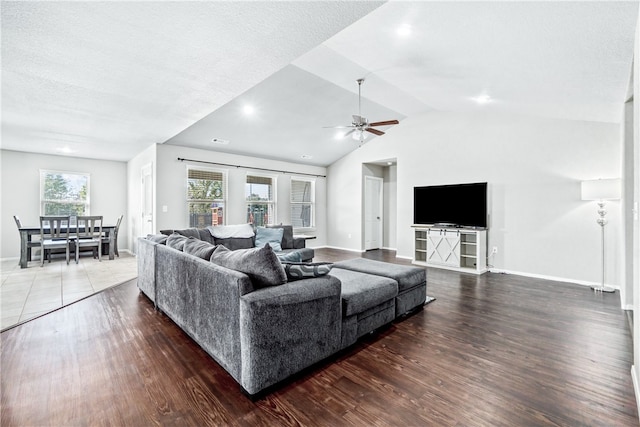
[[41, 172, 89, 216]]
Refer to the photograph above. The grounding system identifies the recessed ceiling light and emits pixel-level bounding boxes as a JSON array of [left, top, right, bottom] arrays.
[[387, 161, 393, 166], [211, 138, 230, 145], [243, 105, 254, 115], [56, 146, 76, 154], [397, 24, 411, 37], [301, 154, 312, 160], [472, 94, 492, 104]]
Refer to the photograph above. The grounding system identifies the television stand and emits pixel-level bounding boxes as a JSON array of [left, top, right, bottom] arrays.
[[412, 225, 487, 274]]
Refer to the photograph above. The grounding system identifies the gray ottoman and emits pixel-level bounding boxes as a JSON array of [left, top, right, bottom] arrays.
[[333, 258, 427, 316], [329, 267, 398, 348]]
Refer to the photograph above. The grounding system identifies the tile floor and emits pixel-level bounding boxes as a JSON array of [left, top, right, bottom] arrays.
[[1, 252, 137, 330]]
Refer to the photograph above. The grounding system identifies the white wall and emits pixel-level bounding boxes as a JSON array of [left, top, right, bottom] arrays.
[[383, 164, 397, 250], [142, 144, 328, 247], [631, 7, 640, 417], [328, 111, 623, 287], [1, 150, 128, 259]]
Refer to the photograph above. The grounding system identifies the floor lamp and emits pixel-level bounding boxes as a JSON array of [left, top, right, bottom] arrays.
[[581, 178, 621, 293]]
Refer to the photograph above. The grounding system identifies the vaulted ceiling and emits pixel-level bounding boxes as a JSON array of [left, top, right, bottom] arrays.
[[2, 1, 638, 166]]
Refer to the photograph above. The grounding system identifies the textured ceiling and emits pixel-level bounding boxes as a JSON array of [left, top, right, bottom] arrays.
[[2, 1, 638, 166], [1, 1, 383, 161]]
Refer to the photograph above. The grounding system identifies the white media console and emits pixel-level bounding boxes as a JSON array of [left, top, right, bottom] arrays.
[[412, 226, 487, 274]]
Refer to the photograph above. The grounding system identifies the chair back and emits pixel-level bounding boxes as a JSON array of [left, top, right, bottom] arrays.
[[40, 216, 70, 241], [13, 215, 23, 229], [76, 216, 103, 239]]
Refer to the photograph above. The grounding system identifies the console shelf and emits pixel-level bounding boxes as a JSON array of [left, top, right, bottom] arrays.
[[412, 226, 487, 274]]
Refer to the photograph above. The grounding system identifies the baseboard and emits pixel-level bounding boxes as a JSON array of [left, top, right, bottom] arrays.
[[396, 254, 413, 261], [632, 366, 640, 422], [381, 247, 398, 251], [488, 268, 619, 290], [316, 245, 365, 253]]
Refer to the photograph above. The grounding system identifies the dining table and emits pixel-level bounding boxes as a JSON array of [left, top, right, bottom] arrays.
[[18, 224, 117, 268]]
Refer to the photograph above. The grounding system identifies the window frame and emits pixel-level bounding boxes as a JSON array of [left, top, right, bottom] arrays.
[[290, 177, 315, 230], [245, 173, 277, 226], [186, 166, 227, 227], [40, 169, 91, 221]]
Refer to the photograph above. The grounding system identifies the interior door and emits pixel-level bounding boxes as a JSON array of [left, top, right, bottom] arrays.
[[364, 176, 383, 250], [141, 163, 154, 236]]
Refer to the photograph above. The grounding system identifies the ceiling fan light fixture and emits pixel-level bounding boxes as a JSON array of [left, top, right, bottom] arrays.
[[352, 130, 367, 141]]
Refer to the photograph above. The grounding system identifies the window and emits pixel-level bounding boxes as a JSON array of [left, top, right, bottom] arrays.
[[246, 174, 275, 226], [187, 167, 226, 227], [40, 170, 90, 219], [290, 178, 315, 229]]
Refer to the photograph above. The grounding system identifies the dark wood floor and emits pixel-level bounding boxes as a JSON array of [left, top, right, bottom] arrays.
[[2, 248, 638, 426]]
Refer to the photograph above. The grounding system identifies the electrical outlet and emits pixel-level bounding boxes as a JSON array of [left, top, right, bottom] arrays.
[[492, 246, 498, 254]]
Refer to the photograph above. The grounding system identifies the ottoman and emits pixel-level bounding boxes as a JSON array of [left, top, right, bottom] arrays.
[[329, 267, 398, 348], [333, 258, 427, 316]]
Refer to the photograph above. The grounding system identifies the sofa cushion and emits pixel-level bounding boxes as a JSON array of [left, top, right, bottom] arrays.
[[214, 237, 255, 251], [283, 262, 333, 281], [266, 224, 294, 249], [210, 244, 286, 288], [146, 234, 168, 244], [329, 268, 398, 316], [166, 228, 215, 244], [255, 227, 283, 252], [183, 237, 217, 260], [333, 258, 426, 293], [277, 251, 302, 263], [166, 233, 189, 251]]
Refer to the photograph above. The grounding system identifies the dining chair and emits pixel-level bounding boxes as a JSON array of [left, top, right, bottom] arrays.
[[14, 215, 40, 264], [102, 214, 123, 258], [75, 216, 103, 264], [39, 216, 71, 266]]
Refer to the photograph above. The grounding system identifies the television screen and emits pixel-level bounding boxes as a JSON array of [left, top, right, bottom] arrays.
[[413, 182, 487, 228]]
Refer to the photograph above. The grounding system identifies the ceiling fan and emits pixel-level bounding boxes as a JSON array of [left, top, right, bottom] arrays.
[[325, 78, 399, 144]]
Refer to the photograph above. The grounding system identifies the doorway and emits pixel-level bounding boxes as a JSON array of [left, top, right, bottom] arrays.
[[364, 176, 383, 250], [141, 163, 154, 236]]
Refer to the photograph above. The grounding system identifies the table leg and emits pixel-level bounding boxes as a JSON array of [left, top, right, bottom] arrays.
[[109, 231, 114, 260], [19, 230, 28, 268]]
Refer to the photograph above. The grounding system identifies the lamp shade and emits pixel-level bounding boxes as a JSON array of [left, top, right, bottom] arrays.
[[581, 178, 621, 201]]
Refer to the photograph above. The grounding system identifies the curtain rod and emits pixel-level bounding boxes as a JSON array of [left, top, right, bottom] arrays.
[[177, 157, 326, 178]]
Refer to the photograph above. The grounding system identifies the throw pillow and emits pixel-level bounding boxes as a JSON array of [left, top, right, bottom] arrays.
[[255, 226, 283, 252], [207, 223, 255, 239], [277, 251, 302, 263], [210, 243, 287, 288], [146, 234, 168, 244], [266, 224, 294, 249], [282, 262, 333, 281], [166, 233, 188, 251], [183, 237, 216, 260]]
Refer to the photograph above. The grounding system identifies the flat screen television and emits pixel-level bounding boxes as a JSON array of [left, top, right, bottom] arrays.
[[413, 182, 488, 228]]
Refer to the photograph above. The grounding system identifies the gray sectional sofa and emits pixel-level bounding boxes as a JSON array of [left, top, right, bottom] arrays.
[[137, 224, 427, 396]]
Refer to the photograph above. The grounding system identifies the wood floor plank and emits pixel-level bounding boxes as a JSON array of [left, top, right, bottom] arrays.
[[1, 248, 637, 426]]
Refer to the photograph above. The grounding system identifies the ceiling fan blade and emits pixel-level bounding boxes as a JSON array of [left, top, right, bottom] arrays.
[[369, 119, 399, 127], [365, 127, 385, 136], [322, 125, 356, 129], [342, 129, 356, 138]]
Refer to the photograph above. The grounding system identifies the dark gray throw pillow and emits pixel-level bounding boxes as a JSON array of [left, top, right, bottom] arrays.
[[282, 262, 333, 281], [146, 234, 168, 244], [166, 233, 188, 251], [210, 243, 287, 288], [183, 237, 216, 260]]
